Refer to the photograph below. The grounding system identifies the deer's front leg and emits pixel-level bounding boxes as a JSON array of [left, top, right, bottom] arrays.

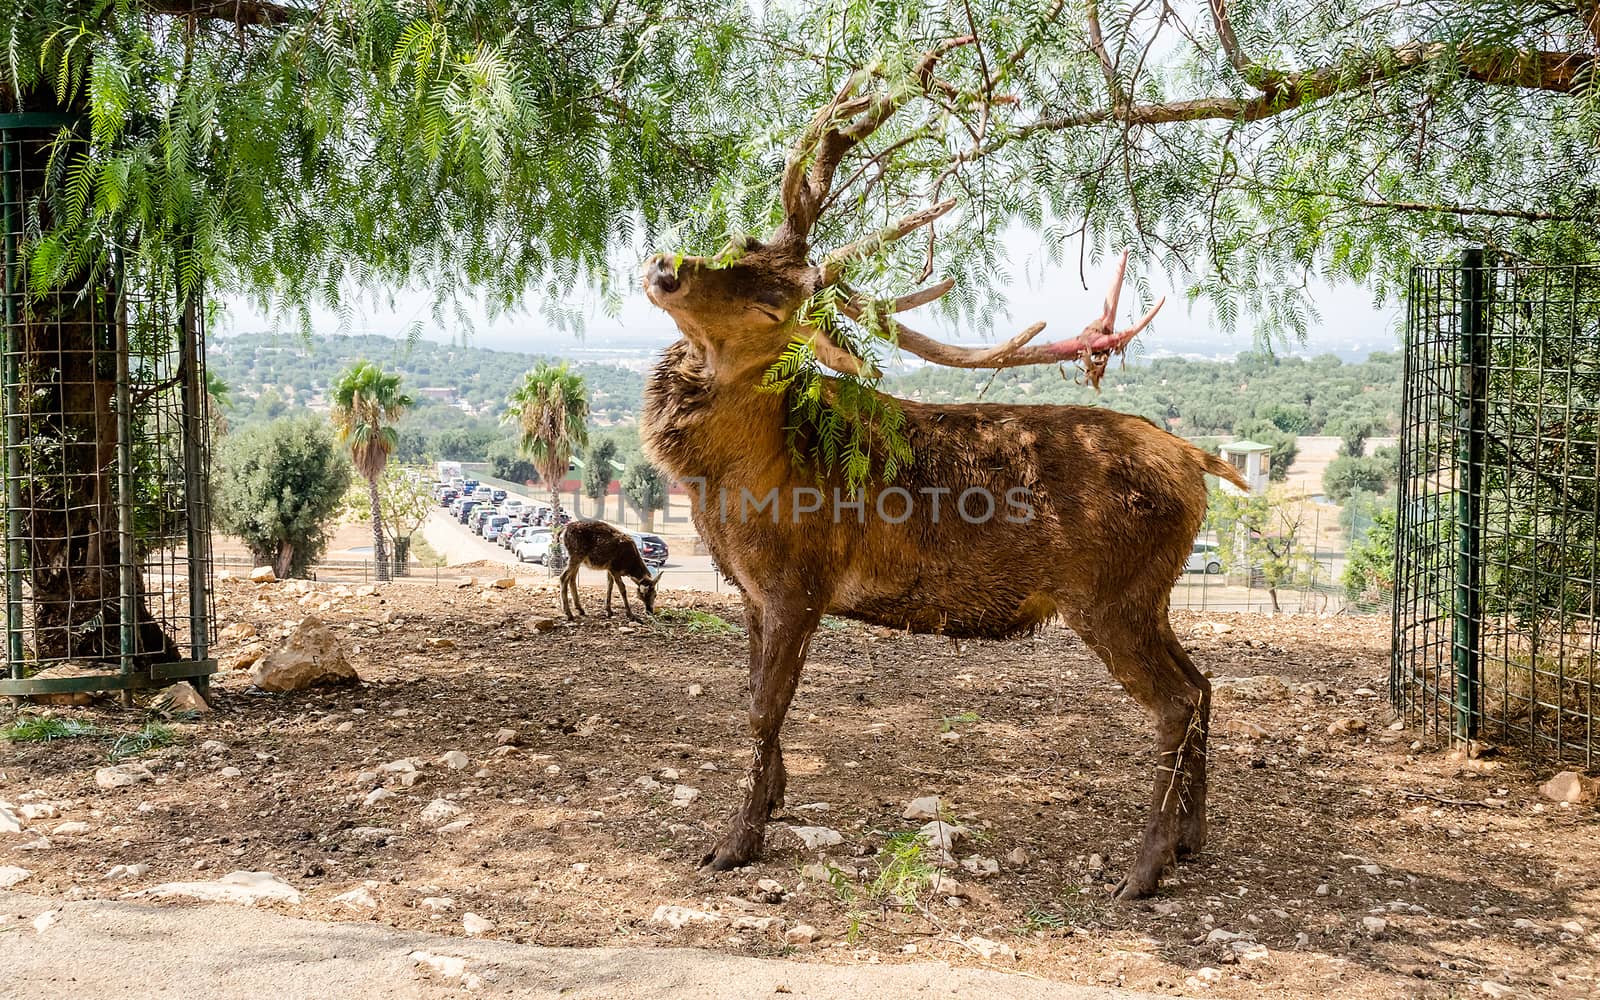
[[700, 596, 819, 872]]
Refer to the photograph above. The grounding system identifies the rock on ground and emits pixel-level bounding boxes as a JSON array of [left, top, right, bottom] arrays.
[[250, 616, 360, 693], [152, 681, 210, 714], [95, 763, 154, 789], [125, 871, 303, 906], [787, 826, 844, 850], [1540, 770, 1597, 804], [903, 795, 942, 820]]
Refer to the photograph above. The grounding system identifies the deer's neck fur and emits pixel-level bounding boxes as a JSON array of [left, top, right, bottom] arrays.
[[640, 339, 791, 494]]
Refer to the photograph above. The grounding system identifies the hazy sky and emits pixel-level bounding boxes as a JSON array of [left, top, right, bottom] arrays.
[[224, 247, 1402, 360]]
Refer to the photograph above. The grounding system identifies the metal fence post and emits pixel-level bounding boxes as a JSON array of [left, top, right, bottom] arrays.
[[1453, 249, 1488, 741]]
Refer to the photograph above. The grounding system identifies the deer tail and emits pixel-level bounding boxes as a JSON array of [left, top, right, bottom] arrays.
[[1197, 449, 1249, 492]]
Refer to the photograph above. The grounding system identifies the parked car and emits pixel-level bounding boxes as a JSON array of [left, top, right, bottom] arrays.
[[484, 514, 511, 541], [630, 532, 669, 567], [514, 529, 554, 564], [1185, 543, 1223, 574]]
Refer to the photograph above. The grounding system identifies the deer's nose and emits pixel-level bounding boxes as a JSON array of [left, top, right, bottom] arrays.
[[645, 256, 681, 295]]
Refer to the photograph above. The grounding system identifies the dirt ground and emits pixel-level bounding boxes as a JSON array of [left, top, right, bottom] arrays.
[[3, 577, 1597, 999]]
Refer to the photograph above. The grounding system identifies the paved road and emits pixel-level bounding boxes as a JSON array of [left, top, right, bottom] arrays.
[[0, 889, 1165, 1000]]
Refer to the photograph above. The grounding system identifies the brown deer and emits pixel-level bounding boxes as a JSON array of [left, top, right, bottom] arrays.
[[638, 42, 1248, 899], [558, 520, 660, 621]]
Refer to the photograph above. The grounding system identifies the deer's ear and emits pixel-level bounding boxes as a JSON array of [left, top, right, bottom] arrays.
[[804, 325, 881, 379]]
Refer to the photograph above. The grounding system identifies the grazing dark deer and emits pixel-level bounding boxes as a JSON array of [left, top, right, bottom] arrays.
[[637, 41, 1249, 900], [558, 520, 660, 621]]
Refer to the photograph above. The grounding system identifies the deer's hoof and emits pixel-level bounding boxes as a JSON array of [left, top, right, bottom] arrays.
[[1110, 865, 1163, 901], [697, 829, 762, 873]]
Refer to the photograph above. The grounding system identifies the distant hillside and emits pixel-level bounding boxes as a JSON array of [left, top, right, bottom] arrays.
[[885, 350, 1401, 437], [208, 332, 1401, 466], [210, 332, 644, 423]]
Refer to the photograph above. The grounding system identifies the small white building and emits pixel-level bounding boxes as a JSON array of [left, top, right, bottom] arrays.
[[1219, 440, 1271, 495]]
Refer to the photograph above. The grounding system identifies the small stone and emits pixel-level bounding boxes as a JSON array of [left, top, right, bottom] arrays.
[[1355, 864, 1383, 876], [435, 820, 472, 835], [17, 803, 56, 821], [686, 683, 703, 699], [962, 935, 1015, 961], [490, 578, 516, 590], [411, 950, 468, 981], [1387, 720, 1406, 731], [1315, 883, 1331, 896], [95, 763, 154, 789], [51, 821, 89, 836], [495, 728, 520, 747], [1561, 919, 1585, 935], [425, 637, 455, 650], [32, 910, 59, 933], [938, 730, 961, 743], [219, 621, 259, 642], [0, 866, 33, 887], [335, 721, 354, 733], [363, 788, 396, 807], [152, 681, 210, 714], [420, 896, 455, 912], [249, 566, 276, 583], [0, 804, 21, 834], [332, 886, 378, 910], [105, 864, 149, 880], [1327, 717, 1368, 736], [1232, 940, 1269, 962], [461, 912, 494, 936], [788, 826, 844, 851], [419, 799, 462, 826], [124, 870, 302, 906], [1221, 718, 1269, 739], [440, 751, 471, 770], [455, 577, 477, 589], [1362, 916, 1388, 937], [785, 923, 818, 944], [1005, 846, 1029, 867], [1199, 621, 1234, 635], [902, 795, 942, 821], [651, 904, 722, 929], [1539, 770, 1596, 804], [960, 855, 999, 877], [1194, 968, 1223, 985], [671, 785, 700, 807]]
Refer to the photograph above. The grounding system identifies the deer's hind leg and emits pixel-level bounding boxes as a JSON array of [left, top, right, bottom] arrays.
[[1070, 611, 1209, 900]]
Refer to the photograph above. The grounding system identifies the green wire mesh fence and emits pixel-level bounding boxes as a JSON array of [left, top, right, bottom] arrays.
[[0, 112, 214, 698], [1394, 250, 1600, 765]]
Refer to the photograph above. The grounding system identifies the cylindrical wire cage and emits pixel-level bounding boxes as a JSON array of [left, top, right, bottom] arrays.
[[1393, 250, 1600, 765], [0, 111, 214, 698]]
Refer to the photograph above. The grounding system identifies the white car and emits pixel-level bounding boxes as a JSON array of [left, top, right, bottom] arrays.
[[514, 529, 554, 564], [1185, 544, 1223, 574]]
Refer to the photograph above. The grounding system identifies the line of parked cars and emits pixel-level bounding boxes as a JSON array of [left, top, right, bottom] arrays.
[[432, 477, 669, 569]]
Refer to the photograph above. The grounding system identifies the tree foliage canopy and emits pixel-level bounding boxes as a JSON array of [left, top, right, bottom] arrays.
[[505, 362, 589, 489], [1, 1, 1590, 341], [214, 414, 352, 577], [330, 360, 413, 482]]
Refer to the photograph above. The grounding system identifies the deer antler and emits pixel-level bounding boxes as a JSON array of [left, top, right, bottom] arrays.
[[775, 38, 976, 250], [841, 253, 1164, 388]]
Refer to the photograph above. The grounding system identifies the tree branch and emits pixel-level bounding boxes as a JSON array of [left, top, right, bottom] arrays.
[[1018, 44, 1590, 136], [141, 0, 306, 26]]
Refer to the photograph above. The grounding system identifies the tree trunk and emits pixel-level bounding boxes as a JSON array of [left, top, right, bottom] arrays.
[[547, 484, 566, 570], [368, 477, 390, 582], [273, 542, 295, 580], [4, 94, 179, 665]]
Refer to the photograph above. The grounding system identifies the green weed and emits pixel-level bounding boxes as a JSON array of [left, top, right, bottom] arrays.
[[2, 716, 99, 743]]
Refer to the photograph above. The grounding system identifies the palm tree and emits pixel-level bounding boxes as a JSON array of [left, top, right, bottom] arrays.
[[505, 364, 589, 568], [330, 361, 413, 582]]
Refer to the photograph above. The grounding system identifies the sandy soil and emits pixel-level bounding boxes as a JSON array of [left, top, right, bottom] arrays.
[[2, 578, 1597, 999]]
